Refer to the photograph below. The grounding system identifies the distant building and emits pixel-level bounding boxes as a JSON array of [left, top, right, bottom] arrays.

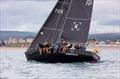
[[18, 38, 26, 44], [0, 40, 6, 46], [26, 38, 33, 43], [116, 40, 120, 45], [7, 38, 18, 44], [98, 41, 105, 45], [105, 40, 110, 44], [0, 37, 119, 47]]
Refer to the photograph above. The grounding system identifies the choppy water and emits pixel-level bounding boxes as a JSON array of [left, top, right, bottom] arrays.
[[0, 47, 120, 79]]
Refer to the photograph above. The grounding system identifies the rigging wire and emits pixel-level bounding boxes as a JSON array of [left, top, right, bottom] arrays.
[[90, 18, 101, 52]]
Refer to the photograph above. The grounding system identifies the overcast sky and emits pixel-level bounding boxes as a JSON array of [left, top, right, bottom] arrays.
[[0, 0, 120, 34]]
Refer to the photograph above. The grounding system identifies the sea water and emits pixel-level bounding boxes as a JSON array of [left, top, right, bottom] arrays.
[[0, 47, 120, 79]]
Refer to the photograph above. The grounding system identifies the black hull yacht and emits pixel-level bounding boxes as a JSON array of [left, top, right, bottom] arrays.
[[25, 51, 100, 63], [25, 0, 100, 63]]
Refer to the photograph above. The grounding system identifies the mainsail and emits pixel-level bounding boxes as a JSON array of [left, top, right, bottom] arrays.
[[27, 0, 94, 52], [61, 0, 94, 43]]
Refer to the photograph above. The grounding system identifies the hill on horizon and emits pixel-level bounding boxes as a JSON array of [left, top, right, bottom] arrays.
[[88, 33, 120, 41], [0, 31, 36, 40], [0, 31, 120, 41]]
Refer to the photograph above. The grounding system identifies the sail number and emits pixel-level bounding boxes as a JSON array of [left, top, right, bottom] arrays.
[[86, 0, 93, 6], [55, 8, 63, 14]]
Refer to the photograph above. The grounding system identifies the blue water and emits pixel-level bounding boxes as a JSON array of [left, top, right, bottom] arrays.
[[0, 47, 120, 79]]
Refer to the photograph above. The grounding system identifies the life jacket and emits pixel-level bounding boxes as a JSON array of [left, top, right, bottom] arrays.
[[62, 46, 68, 53], [42, 47, 49, 53]]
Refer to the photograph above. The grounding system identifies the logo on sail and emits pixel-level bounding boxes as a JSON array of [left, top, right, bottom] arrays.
[[55, 8, 63, 14], [86, 0, 93, 6], [71, 22, 82, 31]]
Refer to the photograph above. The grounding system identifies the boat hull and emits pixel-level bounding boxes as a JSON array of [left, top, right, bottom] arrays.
[[25, 51, 100, 63]]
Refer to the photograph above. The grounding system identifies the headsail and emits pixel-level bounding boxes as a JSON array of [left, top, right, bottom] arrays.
[[27, 0, 94, 52], [27, 0, 72, 52]]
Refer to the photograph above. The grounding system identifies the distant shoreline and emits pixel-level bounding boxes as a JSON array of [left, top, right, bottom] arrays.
[[88, 44, 120, 47], [0, 47, 27, 50], [0, 45, 119, 49]]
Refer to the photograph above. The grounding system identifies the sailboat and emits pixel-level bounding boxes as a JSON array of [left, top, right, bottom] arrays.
[[25, 0, 100, 63]]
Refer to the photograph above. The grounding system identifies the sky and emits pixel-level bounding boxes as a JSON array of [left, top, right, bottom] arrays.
[[0, 0, 120, 34]]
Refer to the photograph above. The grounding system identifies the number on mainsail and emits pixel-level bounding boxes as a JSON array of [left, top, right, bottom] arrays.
[[27, 0, 94, 53]]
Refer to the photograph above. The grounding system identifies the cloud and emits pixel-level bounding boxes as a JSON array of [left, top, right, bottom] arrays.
[[92, 0, 119, 17], [90, 0, 120, 33], [0, 0, 57, 32], [99, 19, 120, 26], [90, 20, 120, 34], [0, 0, 120, 34]]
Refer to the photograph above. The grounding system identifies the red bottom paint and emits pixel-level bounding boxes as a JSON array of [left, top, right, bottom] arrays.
[[91, 61, 97, 63]]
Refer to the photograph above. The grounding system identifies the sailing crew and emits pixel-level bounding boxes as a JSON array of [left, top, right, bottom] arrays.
[[42, 42, 51, 53], [62, 42, 72, 53], [50, 44, 54, 53], [67, 44, 73, 49], [66, 43, 73, 52], [57, 41, 69, 53], [38, 43, 44, 53], [82, 45, 86, 51], [79, 45, 86, 51], [57, 45, 61, 53], [74, 43, 80, 49], [74, 44, 80, 52]]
